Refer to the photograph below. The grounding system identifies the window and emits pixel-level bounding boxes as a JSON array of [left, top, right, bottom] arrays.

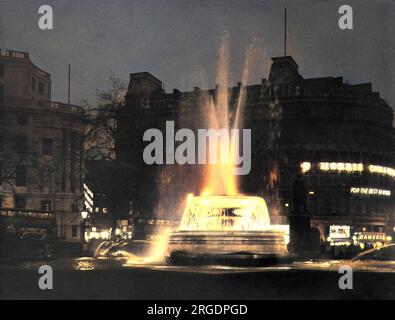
[[32, 77, 36, 91], [0, 64, 4, 78], [72, 225, 78, 238], [16, 113, 28, 126], [41, 200, 51, 212], [15, 166, 27, 187], [14, 195, 26, 210], [38, 82, 44, 95], [15, 136, 28, 154], [61, 171, 66, 192], [42, 138, 53, 156]]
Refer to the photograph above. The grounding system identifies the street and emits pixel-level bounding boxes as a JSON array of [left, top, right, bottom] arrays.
[[0, 258, 394, 300]]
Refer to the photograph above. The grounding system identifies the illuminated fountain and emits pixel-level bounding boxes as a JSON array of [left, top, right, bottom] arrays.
[[167, 36, 289, 265], [167, 195, 288, 264], [168, 195, 288, 264], [118, 36, 289, 267]]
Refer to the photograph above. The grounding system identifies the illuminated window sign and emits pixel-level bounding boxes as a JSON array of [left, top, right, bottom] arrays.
[[368, 165, 395, 177], [300, 162, 395, 178], [350, 187, 391, 197], [329, 225, 351, 240], [320, 162, 362, 172], [354, 232, 386, 242], [301, 162, 311, 173]]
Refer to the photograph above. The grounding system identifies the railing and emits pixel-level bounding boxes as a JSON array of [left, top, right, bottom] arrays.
[[0, 49, 28, 59], [0, 96, 83, 114], [268, 84, 385, 107]]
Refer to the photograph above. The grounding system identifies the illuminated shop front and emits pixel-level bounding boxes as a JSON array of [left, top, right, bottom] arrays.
[[326, 224, 392, 247], [353, 231, 389, 245], [84, 223, 133, 242], [299, 161, 395, 244]]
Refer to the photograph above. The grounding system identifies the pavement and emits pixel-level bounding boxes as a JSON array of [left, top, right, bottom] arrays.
[[0, 257, 394, 299]]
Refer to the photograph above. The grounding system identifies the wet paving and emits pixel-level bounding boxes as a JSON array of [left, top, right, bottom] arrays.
[[0, 257, 394, 299], [2, 256, 395, 273]]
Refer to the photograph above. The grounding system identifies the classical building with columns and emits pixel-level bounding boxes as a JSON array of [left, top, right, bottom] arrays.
[[0, 49, 85, 241]]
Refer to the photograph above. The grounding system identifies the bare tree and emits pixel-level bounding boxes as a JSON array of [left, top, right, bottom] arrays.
[[84, 72, 126, 161], [82, 73, 131, 238]]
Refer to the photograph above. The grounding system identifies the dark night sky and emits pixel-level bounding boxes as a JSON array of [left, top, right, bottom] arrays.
[[0, 0, 394, 109]]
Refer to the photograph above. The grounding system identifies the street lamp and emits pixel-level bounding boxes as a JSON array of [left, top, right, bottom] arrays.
[[81, 210, 89, 220], [80, 211, 89, 244]]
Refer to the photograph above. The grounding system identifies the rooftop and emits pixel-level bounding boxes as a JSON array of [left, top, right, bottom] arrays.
[[0, 96, 83, 115], [0, 49, 50, 78]]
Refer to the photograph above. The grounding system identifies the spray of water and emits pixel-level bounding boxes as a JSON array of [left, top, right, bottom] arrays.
[[124, 230, 171, 265], [126, 35, 273, 265], [180, 195, 271, 231]]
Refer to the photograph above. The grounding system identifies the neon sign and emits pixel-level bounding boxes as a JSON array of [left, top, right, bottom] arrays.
[[350, 187, 391, 197], [300, 162, 395, 178]]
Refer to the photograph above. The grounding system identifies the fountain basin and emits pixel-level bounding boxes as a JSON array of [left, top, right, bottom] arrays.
[[168, 195, 289, 265], [168, 229, 288, 265], [169, 230, 287, 254]]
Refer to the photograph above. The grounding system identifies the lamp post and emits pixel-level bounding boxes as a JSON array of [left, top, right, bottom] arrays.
[[81, 210, 89, 245]]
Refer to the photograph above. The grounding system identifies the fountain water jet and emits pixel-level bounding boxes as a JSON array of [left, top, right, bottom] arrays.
[[167, 36, 289, 265], [118, 37, 288, 266]]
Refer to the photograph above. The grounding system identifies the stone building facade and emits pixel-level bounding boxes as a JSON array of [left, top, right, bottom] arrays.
[[118, 56, 395, 243], [269, 57, 395, 243], [0, 49, 85, 241]]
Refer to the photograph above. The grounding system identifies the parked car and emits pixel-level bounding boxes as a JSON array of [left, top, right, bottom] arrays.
[[353, 244, 395, 262], [0, 233, 57, 263], [349, 244, 395, 272]]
